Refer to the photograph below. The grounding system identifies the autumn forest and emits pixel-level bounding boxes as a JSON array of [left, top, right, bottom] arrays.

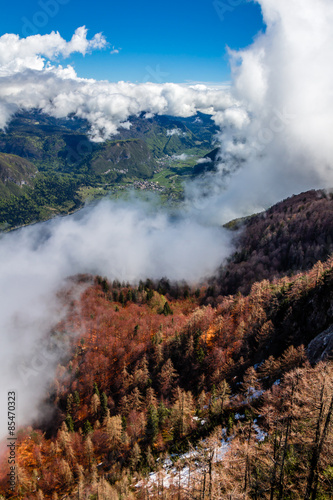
[[0, 189, 332, 500]]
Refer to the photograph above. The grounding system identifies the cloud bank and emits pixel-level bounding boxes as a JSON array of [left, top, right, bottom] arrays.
[[0, 199, 232, 439], [0, 26, 107, 75], [187, 0, 333, 222], [0, 28, 236, 140]]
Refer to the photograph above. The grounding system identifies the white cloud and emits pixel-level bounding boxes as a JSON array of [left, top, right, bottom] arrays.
[[0, 28, 236, 140], [172, 153, 190, 161], [167, 128, 188, 137], [196, 157, 212, 164], [186, 0, 333, 222], [0, 26, 239, 441], [0, 198, 232, 439], [0, 75, 235, 141], [110, 46, 121, 55], [0, 27, 107, 76]]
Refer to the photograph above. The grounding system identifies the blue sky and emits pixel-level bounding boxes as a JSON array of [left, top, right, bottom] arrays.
[[0, 0, 264, 83]]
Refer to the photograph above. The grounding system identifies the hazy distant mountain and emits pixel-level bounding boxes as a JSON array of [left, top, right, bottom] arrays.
[[0, 110, 218, 229], [0, 110, 217, 175]]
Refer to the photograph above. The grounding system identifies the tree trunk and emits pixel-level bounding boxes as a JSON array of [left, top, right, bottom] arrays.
[[305, 381, 327, 500], [270, 418, 281, 500], [244, 419, 253, 493], [277, 377, 298, 500], [208, 452, 213, 500], [309, 395, 333, 500], [202, 471, 206, 500]]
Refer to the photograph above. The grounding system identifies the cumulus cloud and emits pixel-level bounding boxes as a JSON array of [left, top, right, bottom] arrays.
[[0, 28, 236, 140], [0, 198, 232, 439], [187, 0, 333, 222], [0, 26, 107, 76], [166, 128, 187, 137], [0, 73, 236, 140]]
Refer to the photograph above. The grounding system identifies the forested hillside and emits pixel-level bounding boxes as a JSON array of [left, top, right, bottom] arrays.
[[0, 111, 217, 230], [89, 139, 156, 179], [0, 111, 215, 174], [0, 190, 332, 499], [0, 153, 37, 198], [211, 189, 333, 297]]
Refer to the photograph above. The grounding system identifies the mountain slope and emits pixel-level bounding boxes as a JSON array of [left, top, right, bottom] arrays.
[[0, 111, 217, 230], [1, 256, 332, 499], [115, 112, 218, 157], [208, 189, 333, 299], [192, 147, 220, 176], [89, 139, 157, 179], [0, 153, 37, 198], [0, 111, 216, 174]]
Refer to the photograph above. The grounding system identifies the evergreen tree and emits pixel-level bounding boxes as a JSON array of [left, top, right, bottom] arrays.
[[146, 405, 159, 444], [100, 392, 108, 419], [65, 414, 74, 432], [162, 301, 173, 316], [73, 391, 80, 408], [83, 420, 93, 435], [93, 382, 100, 398]]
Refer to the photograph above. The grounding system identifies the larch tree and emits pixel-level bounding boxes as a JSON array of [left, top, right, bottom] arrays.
[[130, 442, 142, 471], [90, 392, 101, 415], [172, 387, 195, 438], [105, 415, 123, 448], [159, 359, 178, 398]]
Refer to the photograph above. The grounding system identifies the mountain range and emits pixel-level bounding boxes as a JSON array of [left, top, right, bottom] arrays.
[[0, 111, 218, 229]]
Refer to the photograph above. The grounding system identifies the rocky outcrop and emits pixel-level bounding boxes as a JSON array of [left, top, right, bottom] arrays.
[[307, 324, 333, 364]]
